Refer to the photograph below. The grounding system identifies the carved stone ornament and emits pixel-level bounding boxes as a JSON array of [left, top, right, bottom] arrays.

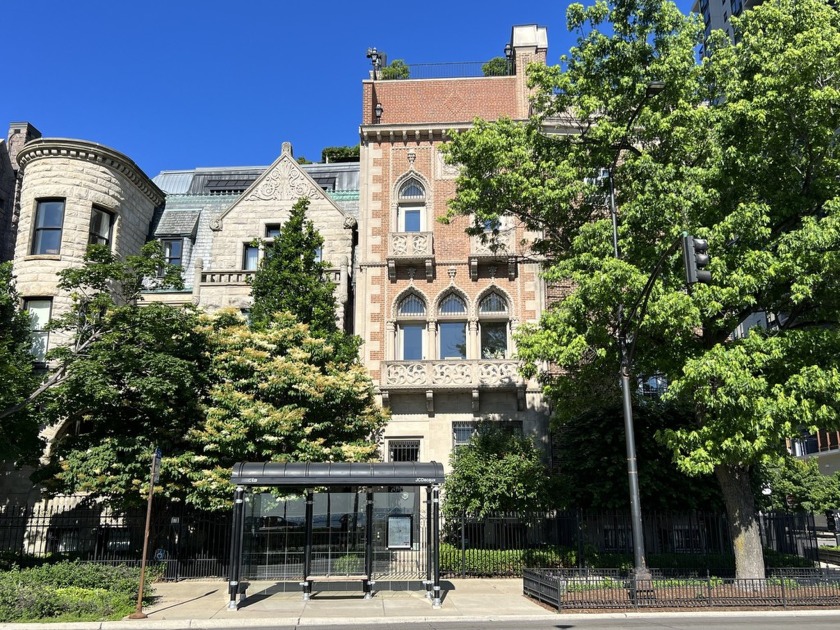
[[209, 218, 221, 231], [245, 159, 320, 202], [436, 149, 460, 180], [344, 216, 358, 229]]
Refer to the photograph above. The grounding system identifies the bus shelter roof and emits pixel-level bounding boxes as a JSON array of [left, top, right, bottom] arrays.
[[231, 461, 444, 487]]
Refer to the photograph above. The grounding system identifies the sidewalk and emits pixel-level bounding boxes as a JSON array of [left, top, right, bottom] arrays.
[[2, 578, 840, 630]]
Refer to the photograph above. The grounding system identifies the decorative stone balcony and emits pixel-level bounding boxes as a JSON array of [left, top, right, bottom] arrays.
[[200, 268, 341, 285], [469, 229, 517, 280], [380, 359, 526, 412], [387, 232, 434, 281]]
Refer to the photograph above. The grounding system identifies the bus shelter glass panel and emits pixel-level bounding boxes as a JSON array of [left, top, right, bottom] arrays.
[[310, 490, 368, 575], [372, 488, 425, 579], [241, 492, 307, 580]]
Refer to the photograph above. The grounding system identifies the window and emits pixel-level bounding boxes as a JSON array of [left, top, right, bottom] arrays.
[[389, 439, 420, 462], [265, 224, 281, 238], [397, 178, 425, 233], [314, 246, 322, 263], [243, 243, 259, 270], [24, 298, 52, 363], [453, 422, 476, 447], [88, 207, 114, 247], [478, 292, 509, 359], [396, 294, 426, 360], [162, 239, 183, 267], [438, 293, 467, 359], [31, 199, 65, 255]]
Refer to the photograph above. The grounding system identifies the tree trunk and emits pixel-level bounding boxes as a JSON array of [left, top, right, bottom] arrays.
[[715, 464, 765, 579]]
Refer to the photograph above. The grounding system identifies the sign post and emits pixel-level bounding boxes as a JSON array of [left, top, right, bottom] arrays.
[[129, 447, 161, 620]]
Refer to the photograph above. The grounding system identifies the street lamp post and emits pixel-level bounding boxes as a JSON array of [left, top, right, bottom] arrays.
[[606, 80, 664, 581]]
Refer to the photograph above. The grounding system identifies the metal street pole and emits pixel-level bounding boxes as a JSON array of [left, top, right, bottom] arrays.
[[606, 80, 664, 581], [608, 170, 649, 580], [129, 447, 161, 620]]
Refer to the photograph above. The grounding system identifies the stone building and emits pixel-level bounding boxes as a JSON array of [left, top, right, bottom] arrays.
[[2, 25, 553, 503]]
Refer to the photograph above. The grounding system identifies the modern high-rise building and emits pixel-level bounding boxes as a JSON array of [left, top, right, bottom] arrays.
[[692, 0, 763, 55]]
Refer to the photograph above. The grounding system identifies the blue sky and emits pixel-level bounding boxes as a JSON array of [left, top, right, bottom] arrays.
[[3, 0, 695, 179]]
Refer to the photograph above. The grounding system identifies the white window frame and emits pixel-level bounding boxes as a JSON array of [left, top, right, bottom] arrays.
[[24, 297, 52, 363]]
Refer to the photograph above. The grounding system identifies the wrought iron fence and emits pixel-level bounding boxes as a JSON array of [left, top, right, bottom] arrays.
[[0, 498, 231, 580], [441, 510, 818, 578], [523, 567, 840, 610], [0, 500, 819, 581]]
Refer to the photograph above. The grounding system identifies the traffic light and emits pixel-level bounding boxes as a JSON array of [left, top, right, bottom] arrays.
[[682, 234, 711, 285]]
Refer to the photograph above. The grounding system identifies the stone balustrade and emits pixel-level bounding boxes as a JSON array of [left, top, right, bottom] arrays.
[[388, 231, 434, 257], [201, 268, 340, 285], [381, 359, 524, 389]]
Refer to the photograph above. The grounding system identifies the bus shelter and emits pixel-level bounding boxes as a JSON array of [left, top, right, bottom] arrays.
[[227, 461, 445, 609]]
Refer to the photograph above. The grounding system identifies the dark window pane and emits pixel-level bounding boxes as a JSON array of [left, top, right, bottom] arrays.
[[401, 324, 423, 360], [481, 322, 508, 359], [440, 322, 466, 359]]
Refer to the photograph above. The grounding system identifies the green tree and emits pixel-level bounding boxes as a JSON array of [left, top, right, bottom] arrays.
[[554, 401, 722, 511], [321, 145, 360, 163], [178, 310, 388, 510], [249, 196, 359, 362], [757, 456, 840, 514], [481, 56, 509, 77], [33, 303, 210, 508], [443, 423, 551, 519], [442, 0, 840, 578], [30, 244, 207, 508], [380, 59, 409, 80], [250, 198, 335, 333], [0, 262, 42, 464]]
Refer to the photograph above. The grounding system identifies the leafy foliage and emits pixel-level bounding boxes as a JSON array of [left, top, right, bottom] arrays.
[[0, 262, 42, 464], [756, 456, 840, 513], [321, 145, 360, 163], [443, 423, 553, 518], [481, 57, 510, 77], [554, 401, 722, 511], [380, 59, 409, 80], [34, 302, 210, 508], [443, 0, 840, 578], [0, 561, 156, 622], [177, 310, 388, 510], [30, 243, 206, 508]]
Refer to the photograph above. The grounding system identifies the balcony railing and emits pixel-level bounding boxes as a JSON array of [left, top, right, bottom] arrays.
[[382, 360, 524, 389], [379, 61, 514, 81], [388, 232, 434, 257], [200, 268, 341, 285], [387, 232, 434, 281], [469, 230, 517, 280]]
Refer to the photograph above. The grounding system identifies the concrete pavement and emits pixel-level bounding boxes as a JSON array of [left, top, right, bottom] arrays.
[[2, 578, 840, 630]]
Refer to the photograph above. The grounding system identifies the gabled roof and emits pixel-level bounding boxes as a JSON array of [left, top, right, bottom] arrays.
[[214, 142, 350, 230]]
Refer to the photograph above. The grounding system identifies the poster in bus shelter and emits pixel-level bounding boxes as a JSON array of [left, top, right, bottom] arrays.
[[387, 514, 412, 549]]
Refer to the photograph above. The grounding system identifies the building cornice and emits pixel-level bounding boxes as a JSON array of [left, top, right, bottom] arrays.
[[17, 138, 165, 206]]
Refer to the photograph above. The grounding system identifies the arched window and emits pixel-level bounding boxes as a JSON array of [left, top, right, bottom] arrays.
[[396, 294, 426, 360], [397, 178, 426, 233], [437, 293, 467, 359], [478, 292, 509, 359]]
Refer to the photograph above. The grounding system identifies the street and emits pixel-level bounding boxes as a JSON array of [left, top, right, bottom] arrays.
[[225, 613, 840, 630]]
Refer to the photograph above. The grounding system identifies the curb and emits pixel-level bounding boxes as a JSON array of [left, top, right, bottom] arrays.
[[5, 609, 840, 630]]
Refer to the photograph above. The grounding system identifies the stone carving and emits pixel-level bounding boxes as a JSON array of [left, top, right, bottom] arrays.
[[471, 229, 513, 255], [432, 362, 473, 385], [385, 362, 428, 386], [389, 232, 432, 256], [245, 159, 320, 201], [478, 361, 521, 386], [436, 149, 460, 179]]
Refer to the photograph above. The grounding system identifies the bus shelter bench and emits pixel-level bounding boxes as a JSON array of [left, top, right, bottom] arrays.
[[301, 575, 375, 600]]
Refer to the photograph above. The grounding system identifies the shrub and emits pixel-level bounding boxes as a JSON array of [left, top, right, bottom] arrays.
[[0, 561, 156, 622]]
